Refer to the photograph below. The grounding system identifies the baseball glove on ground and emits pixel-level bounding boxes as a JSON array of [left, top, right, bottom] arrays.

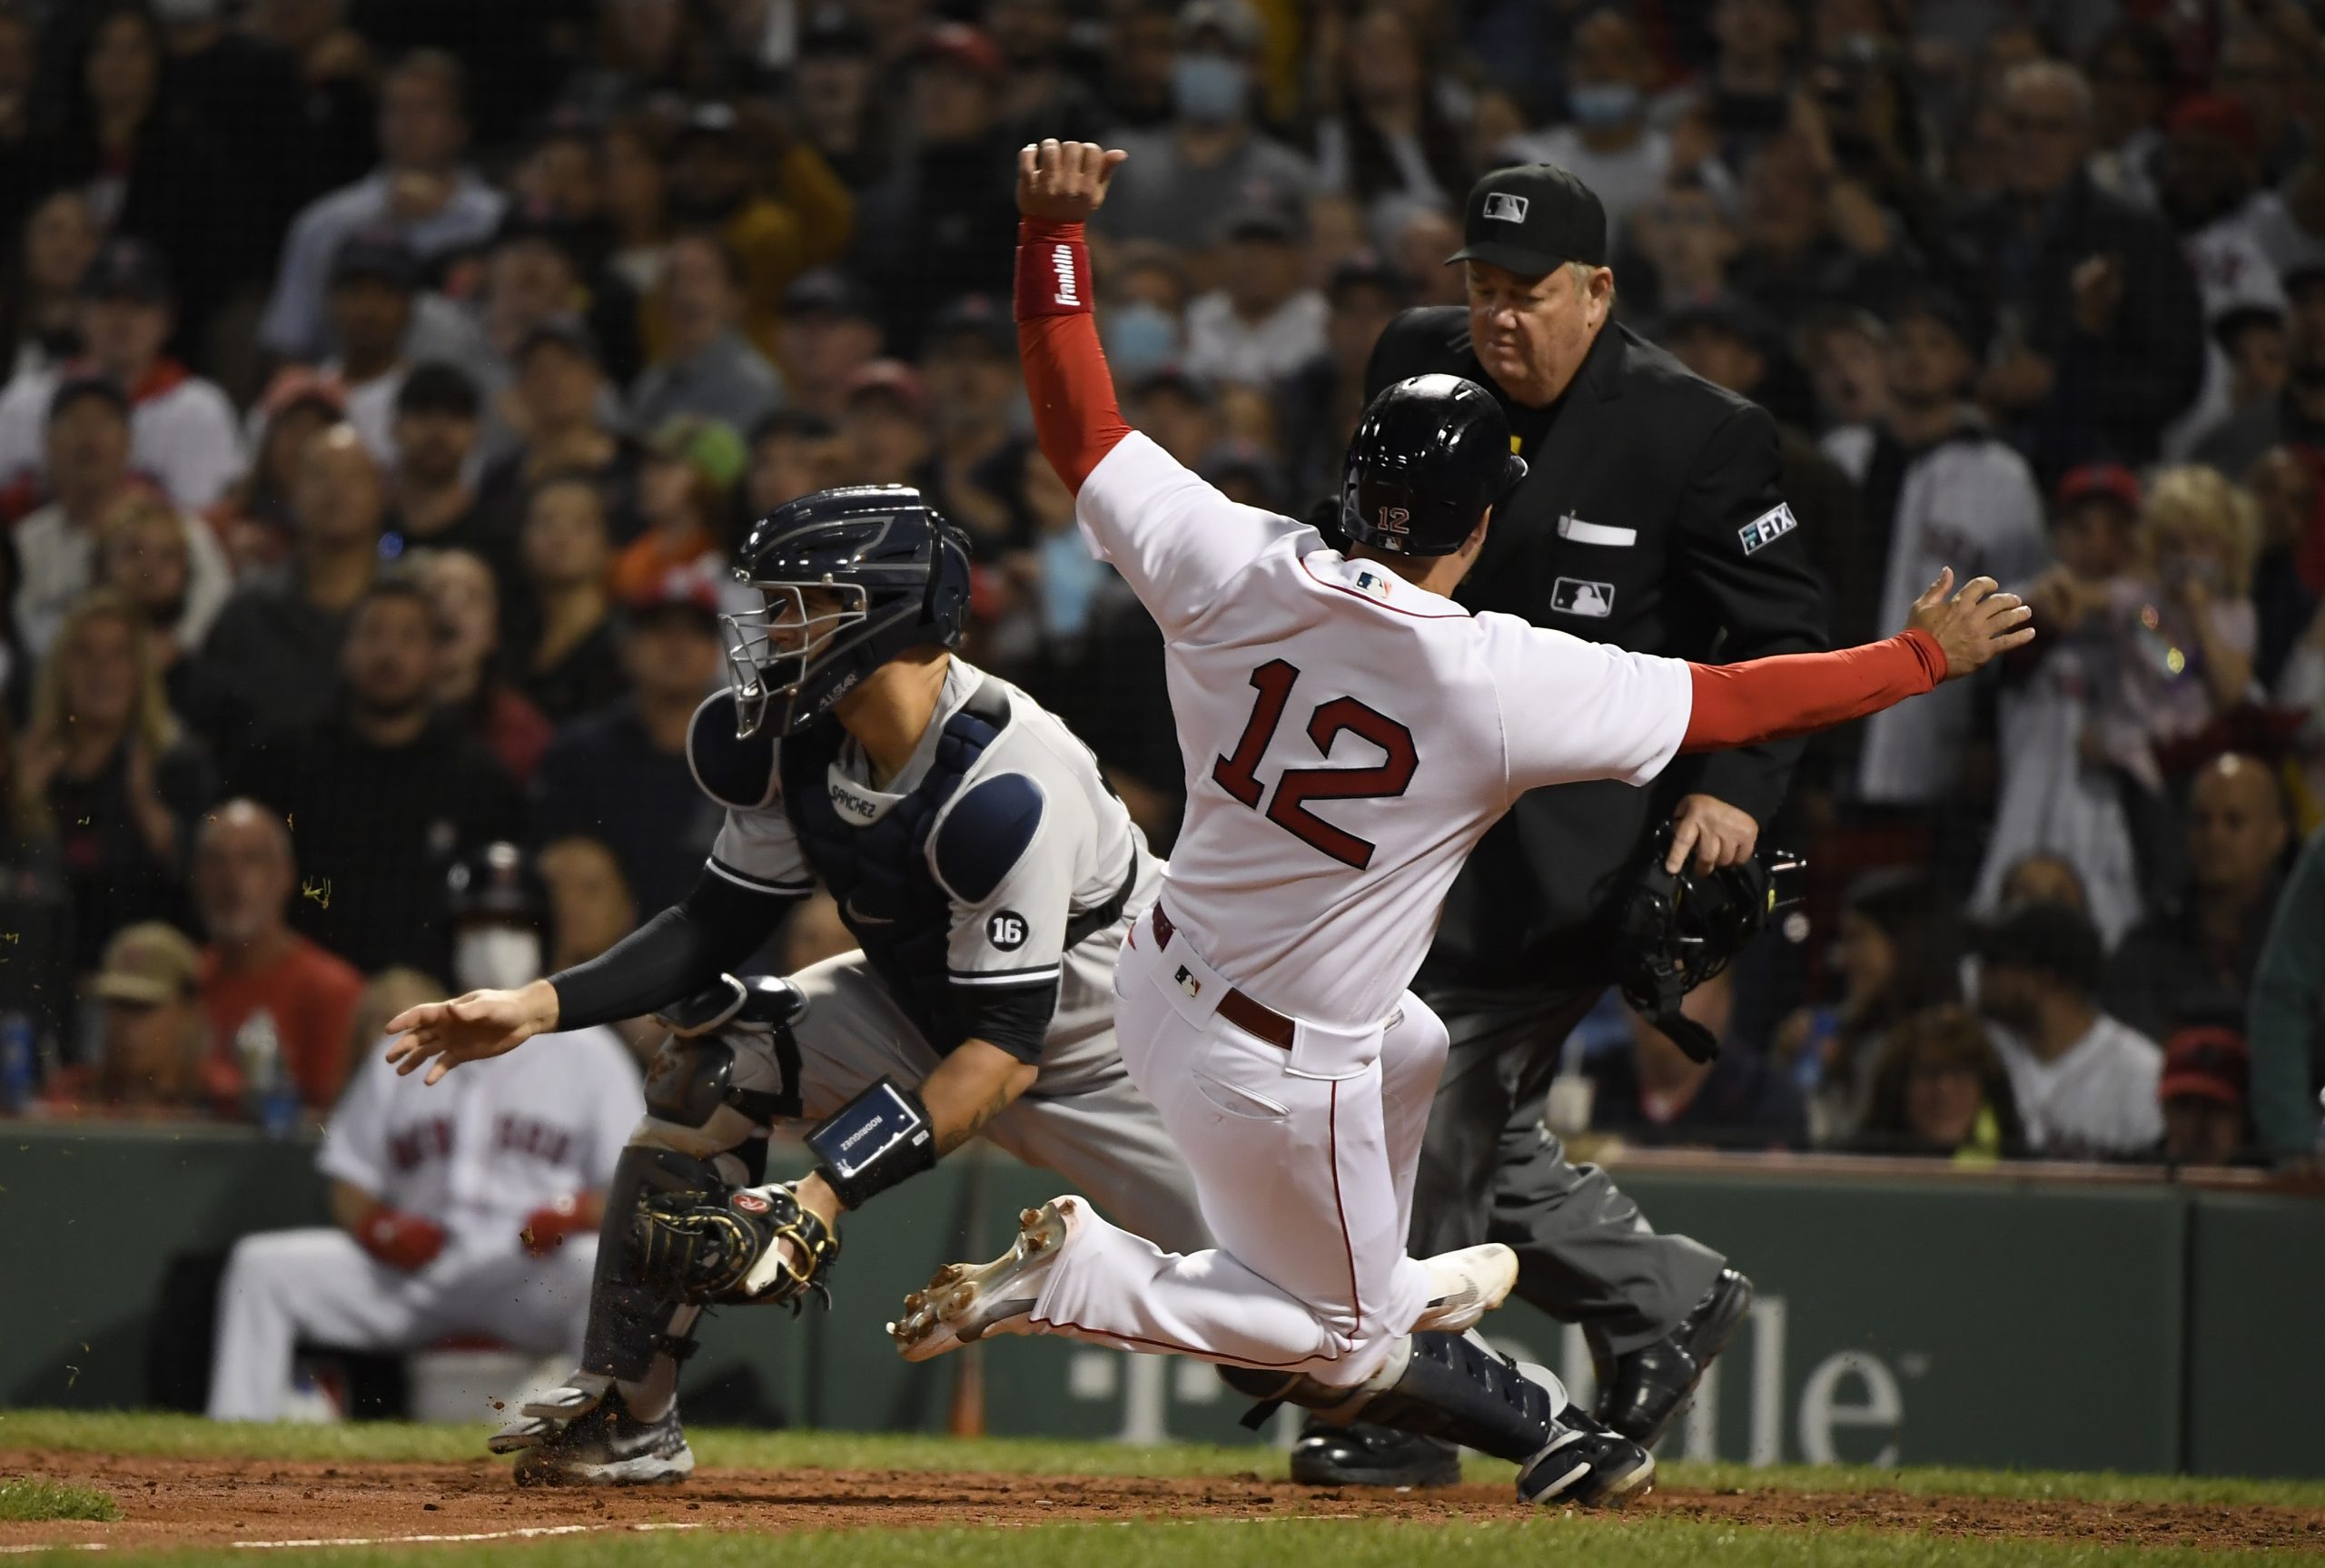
[[633, 1181, 839, 1309]]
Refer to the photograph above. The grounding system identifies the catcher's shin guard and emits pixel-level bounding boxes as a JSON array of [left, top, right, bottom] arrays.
[[581, 1145, 737, 1381], [1221, 1332, 1560, 1465]]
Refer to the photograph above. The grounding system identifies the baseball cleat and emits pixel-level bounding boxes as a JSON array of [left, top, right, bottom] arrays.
[[1288, 1425, 1463, 1488], [889, 1198, 1076, 1363], [1410, 1243, 1519, 1335], [492, 1375, 695, 1486], [1516, 1407, 1656, 1508], [1594, 1267, 1754, 1446]]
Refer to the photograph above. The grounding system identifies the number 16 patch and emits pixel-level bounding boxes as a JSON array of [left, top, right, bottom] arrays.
[[1737, 502, 1798, 556]]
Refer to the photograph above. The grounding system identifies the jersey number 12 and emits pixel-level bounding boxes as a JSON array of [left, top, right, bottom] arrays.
[[1212, 659, 1418, 871]]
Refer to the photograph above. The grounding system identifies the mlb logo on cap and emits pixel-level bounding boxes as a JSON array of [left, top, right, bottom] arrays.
[[1482, 192, 1529, 223]]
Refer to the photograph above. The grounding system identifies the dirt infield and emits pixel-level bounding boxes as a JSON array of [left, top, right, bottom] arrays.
[[4, 1451, 2322, 1555]]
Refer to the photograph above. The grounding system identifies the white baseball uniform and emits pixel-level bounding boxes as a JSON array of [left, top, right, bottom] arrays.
[[1021, 431, 1696, 1388], [207, 1026, 641, 1420]]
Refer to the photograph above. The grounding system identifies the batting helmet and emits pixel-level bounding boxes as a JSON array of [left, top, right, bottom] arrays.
[[445, 842, 547, 930], [722, 486, 973, 738], [1339, 374, 1528, 557]]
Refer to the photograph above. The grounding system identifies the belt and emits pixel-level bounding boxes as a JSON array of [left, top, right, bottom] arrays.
[[1149, 905, 1295, 1050]]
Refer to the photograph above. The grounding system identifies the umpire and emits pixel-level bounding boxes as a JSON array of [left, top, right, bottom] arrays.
[[1292, 166, 1828, 1486]]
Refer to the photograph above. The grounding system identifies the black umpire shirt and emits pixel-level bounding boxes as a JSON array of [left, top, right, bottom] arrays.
[[1366, 307, 1828, 994]]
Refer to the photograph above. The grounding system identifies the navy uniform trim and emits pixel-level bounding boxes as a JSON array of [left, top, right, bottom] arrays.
[[687, 693, 781, 810], [930, 774, 1047, 904]]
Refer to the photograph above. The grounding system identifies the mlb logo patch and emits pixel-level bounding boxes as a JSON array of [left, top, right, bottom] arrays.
[[1174, 966, 1202, 999], [1352, 569, 1392, 600], [1482, 192, 1529, 223], [1737, 503, 1798, 556], [1552, 577, 1615, 618]]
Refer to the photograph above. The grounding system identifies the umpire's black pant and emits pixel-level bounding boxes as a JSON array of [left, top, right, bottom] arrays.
[[1410, 981, 1727, 1356]]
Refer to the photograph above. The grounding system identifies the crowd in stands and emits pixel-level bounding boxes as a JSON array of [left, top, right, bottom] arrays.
[[3, 0, 2323, 1175]]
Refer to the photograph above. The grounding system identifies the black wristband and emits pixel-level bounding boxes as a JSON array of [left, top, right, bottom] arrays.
[[806, 1077, 938, 1209]]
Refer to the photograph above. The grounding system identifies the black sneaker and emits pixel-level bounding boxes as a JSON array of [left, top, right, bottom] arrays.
[[1517, 1406, 1656, 1507], [1288, 1425, 1463, 1488], [495, 1376, 695, 1486], [1595, 1267, 1754, 1446]]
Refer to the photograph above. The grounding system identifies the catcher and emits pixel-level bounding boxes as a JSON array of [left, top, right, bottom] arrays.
[[382, 486, 1207, 1484]]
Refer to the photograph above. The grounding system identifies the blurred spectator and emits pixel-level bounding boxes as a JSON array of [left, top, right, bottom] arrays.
[[62, 922, 206, 1116], [230, 578, 523, 975], [921, 295, 1025, 551], [537, 835, 636, 976], [260, 50, 505, 363], [1095, 1, 1313, 251], [416, 547, 550, 789], [1680, 0, 1801, 181], [445, 209, 597, 454], [203, 372, 341, 575], [1775, 868, 1964, 1147], [775, 270, 884, 421], [191, 798, 361, 1111], [1102, 0, 1178, 132], [608, 416, 747, 606], [319, 232, 419, 467], [29, 5, 252, 344], [1386, 203, 1467, 310], [1499, 9, 1668, 242], [94, 489, 232, 712], [787, 5, 892, 189], [1953, 61, 2204, 478], [1182, 207, 1328, 390], [2096, 466, 2260, 800], [0, 238, 246, 514], [12, 379, 138, 656], [988, 0, 1107, 148], [658, 102, 854, 364], [245, 0, 377, 201], [836, 360, 935, 488], [0, 715, 73, 1062], [2248, 820, 2325, 1161], [1314, 4, 1468, 224], [851, 24, 1019, 353], [515, 476, 626, 724], [1281, 257, 1405, 502], [628, 232, 784, 437], [2155, 96, 2290, 462], [20, 589, 212, 977], [2157, 1023, 2252, 1166], [572, 0, 721, 110], [1795, 303, 1888, 432], [2243, 444, 2318, 690], [2216, 19, 2309, 187], [1124, 367, 1218, 471], [192, 423, 382, 753], [1974, 899, 2163, 1159], [1823, 290, 2047, 809], [1623, 173, 1742, 319], [2083, 20, 2171, 212], [1858, 1003, 2026, 1162], [480, 324, 638, 547], [153, 0, 310, 256], [533, 582, 725, 918], [1096, 242, 1188, 386], [1974, 464, 2145, 946], [1588, 972, 1807, 1150], [600, 109, 675, 304], [2195, 264, 2325, 480], [2103, 754, 2290, 1045], [1996, 852, 2093, 918], [746, 409, 845, 516], [2, 190, 98, 382], [206, 847, 636, 1421], [379, 364, 491, 565], [1723, 131, 1911, 330]]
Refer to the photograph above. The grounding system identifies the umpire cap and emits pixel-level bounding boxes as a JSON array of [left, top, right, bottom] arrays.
[[1339, 374, 1528, 557]]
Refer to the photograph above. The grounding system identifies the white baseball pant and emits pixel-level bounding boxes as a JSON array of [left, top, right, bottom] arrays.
[[1025, 912, 1449, 1388]]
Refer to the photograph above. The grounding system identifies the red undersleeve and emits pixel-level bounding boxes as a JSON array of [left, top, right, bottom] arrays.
[[1014, 218, 1130, 493], [1681, 630, 1948, 753]]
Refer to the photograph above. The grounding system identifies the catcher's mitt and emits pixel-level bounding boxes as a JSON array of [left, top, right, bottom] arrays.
[[633, 1181, 839, 1309]]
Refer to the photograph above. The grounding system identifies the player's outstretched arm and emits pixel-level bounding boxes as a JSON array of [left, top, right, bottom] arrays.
[[384, 981, 559, 1085], [1015, 139, 1132, 493], [1678, 568, 2033, 754]]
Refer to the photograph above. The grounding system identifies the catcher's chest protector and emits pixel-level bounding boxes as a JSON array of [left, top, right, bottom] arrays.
[[778, 684, 1012, 1052]]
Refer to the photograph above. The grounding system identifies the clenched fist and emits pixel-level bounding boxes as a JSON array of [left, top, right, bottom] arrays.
[[1907, 568, 2036, 682], [1017, 139, 1128, 223]]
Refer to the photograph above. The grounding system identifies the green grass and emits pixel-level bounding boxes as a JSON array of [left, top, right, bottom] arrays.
[[0, 1475, 118, 1522], [44, 1517, 2310, 1568], [3, 1411, 2320, 1510]]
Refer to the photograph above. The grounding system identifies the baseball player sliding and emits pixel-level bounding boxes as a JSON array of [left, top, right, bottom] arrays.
[[889, 142, 2034, 1508]]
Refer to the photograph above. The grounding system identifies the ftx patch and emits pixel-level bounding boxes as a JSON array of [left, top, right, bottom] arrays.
[[1737, 502, 1797, 556]]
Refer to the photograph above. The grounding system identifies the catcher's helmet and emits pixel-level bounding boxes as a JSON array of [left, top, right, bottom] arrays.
[[722, 486, 972, 738], [445, 842, 547, 929], [1339, 374, 1529, 557]]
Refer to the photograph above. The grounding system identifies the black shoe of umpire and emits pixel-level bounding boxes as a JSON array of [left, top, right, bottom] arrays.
[[1289, 1424, 1462, 1488], [1593, 1267, 1755, 1446]]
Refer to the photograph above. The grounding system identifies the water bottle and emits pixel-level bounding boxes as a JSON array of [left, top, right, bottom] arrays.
[[0, 1011, 35, 1115], [236, 1010, 299, 1139]]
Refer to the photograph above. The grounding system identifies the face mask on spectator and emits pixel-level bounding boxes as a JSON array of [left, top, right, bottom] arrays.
[[1568, 83, 1642, 129], [1172, 55, 1248, 125], [453, 926, 543, 993], [1039, 529, 1106, 639], [1103, 302, 1180, 382]]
